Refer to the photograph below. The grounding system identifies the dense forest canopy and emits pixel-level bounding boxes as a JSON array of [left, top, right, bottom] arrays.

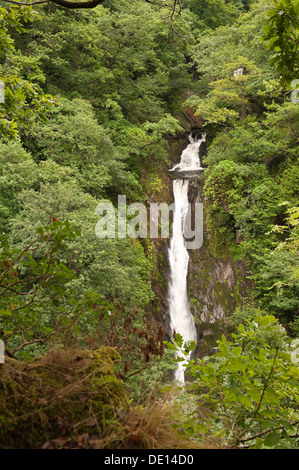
[[0, 0, 298, 450]]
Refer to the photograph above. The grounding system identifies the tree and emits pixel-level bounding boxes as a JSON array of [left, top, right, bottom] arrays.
[[1, 0, 183, 13], [22, 97, 141, 199], [2, 0, 106, 10], [0, 5, 56, 140], [186, 57, 261, 125], [263, 0, 299, 88], [270, 204, 299, 261], [0, 219, 90, 355], [184, 0, 241, 31]]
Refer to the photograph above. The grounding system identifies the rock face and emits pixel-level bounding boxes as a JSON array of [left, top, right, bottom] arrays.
[[188, 223, 253, 357], [187, 173, 253, 358]]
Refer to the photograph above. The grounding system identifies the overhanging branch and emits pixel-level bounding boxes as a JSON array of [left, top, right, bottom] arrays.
[[2, 0, 185, 13], [2, 0, 106, 9]]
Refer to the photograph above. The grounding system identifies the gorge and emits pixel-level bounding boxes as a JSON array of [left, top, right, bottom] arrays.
[[1, 0, 298, 450]]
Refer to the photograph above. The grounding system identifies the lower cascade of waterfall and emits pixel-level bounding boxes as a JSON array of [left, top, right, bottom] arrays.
[[168, 133, 205, 384], [168, 179, 197, 383]]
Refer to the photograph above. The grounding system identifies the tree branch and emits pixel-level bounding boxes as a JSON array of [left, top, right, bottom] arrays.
[[233, 347, 279, 447], [252, 347, 279, 419], [2, 0, 106, 9], [237, 420, 299, 445]]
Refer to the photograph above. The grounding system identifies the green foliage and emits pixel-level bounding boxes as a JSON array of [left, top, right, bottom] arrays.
[[23, 97, 141, 198], [9, 175, 153, 308], [122, 347, 177, 400], [17, 2, 192, 124], [184, 0, 241, 32], [188, 1, 277, 97], [204, 158, 282, 242], [268, 203, 299, 258], [0, 5, 56, 140], [0, 140, 38, 227], [262, 0, 299, 87], [0, 138, 155, 362], [252, 204, 299, 325], [14, 2, 191, 181], [251, 250, 299, 316], [173, 315, 299, 448], [0, 219, 103, 356], [187, 57, 261, 124]]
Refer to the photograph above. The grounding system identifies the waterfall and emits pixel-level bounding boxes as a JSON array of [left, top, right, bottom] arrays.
[[171, 133, 206, 172], [168, 179, 196, 383], [168, 133, 205, 383]]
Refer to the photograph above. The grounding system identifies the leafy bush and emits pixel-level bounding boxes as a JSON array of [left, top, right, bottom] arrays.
[[171, 315, 299, 449]]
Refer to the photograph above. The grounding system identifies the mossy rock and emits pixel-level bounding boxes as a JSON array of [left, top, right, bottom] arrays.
[[0, 347, 128, 449]]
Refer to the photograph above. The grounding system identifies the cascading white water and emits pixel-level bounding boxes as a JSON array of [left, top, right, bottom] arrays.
[[171, 133, 206, 172], [168, 179, 197, 383], [168, 133, 205, 383]]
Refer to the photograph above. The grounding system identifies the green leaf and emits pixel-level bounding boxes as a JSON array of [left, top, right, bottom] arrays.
[[253, 437, 263, 449], [0, 309, 12, 317], [264, 431, 281, 447], [239, 395, 252, 408], [231, 346, 242, 356]]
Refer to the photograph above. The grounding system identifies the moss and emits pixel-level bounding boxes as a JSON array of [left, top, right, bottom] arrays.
[[0, 347, 128, 449], [233, 277, 243, 306], [190, 297, 203, 312], [214, 281, 232, 312]]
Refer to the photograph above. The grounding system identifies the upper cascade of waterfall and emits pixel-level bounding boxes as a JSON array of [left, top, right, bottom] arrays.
[[168, 133, 205, 177]]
